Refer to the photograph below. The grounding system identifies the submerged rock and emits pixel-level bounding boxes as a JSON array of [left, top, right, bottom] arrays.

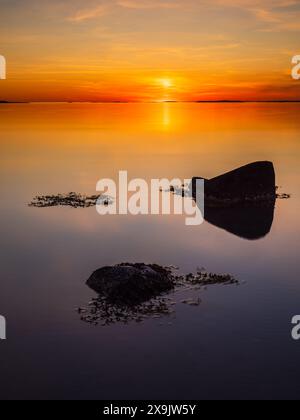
[[87, 263, 175, 306]]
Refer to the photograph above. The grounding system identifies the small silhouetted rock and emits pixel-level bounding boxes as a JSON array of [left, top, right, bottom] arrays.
[[87, 263, 175, 306]]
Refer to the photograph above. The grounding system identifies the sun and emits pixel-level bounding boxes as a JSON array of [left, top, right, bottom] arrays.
[[152, 77, 177, 102], [155, 78, 173, 89], [161, 78, 173, 89]]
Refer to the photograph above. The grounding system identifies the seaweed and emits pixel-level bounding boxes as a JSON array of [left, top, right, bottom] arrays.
[[29, 192, 113, 208]]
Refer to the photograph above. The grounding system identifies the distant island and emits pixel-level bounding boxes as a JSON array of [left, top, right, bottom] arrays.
[[0, 100, 28, 104], [194, 100, 300, 103]]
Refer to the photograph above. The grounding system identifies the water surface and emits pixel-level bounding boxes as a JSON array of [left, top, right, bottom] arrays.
[[0, 103, 300, 400]]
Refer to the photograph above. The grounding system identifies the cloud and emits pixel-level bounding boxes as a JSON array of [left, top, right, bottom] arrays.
[[215, 0, 298, 7], [251, 8, 281, 23], [213, 0, 300, 32], [251, 5, 300, 31], [67, 4, 108, 22], [117, 0, 181, 9], [66, 0, 181, 23]]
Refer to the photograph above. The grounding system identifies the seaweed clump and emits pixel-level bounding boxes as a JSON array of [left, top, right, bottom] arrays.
[[29, 192, 112, 208]]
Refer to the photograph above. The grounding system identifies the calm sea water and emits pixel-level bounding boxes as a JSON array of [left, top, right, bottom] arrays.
[[0, 103, 300, 400]]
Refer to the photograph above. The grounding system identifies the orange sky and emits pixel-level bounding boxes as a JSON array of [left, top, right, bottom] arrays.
[[0, 0, 300, 102]]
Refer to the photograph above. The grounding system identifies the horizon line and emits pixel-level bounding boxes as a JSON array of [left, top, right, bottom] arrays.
[[1, 100, 300, 104]]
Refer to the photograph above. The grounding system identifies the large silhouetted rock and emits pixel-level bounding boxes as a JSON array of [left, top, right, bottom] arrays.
[[192, 161, 276, 204]]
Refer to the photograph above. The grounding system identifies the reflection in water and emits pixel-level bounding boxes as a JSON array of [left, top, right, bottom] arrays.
[[204, 205, 275, 241], [78, 264, 239, 326]]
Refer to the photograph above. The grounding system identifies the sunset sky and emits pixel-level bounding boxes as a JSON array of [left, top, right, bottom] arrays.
[[0, 0, 300, 102]]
